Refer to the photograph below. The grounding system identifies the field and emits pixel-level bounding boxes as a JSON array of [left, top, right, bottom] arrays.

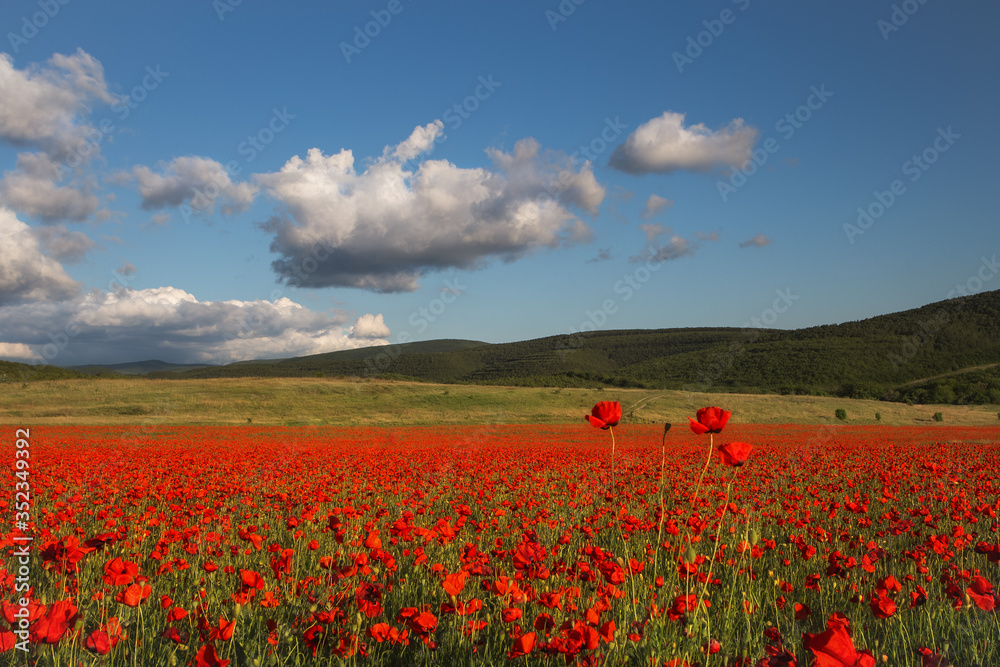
[[2, 377, 999, 426], [2, 416, 999, 666]]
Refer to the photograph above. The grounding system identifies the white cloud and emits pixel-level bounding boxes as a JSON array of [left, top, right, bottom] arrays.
[[739, 234, 772, 248], [351, 313, 390, 339], [0, 152, 99, 222], [641, 194, 673, 219], [255, 123, 602, 292], [132, 156, 257, 216], [609, 111, 758, 174], [0, 207, 80, 305], [31, 224, 96, 263], [0, 342, 36, 361], [0, 284, 391, 365], [0, 49, 115, 158]]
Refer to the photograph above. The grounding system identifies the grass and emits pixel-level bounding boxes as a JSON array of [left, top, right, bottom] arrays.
[[1, 376, 998, 426]]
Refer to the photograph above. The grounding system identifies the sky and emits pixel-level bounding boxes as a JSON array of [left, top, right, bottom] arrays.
[[0, 0, 997, 366]]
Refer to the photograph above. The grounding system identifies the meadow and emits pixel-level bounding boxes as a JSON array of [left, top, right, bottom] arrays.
[[1, 383, 999, 665], [1, 376, 999, 427]]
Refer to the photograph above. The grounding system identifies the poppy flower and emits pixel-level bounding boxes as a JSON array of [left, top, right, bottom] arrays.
[[967, 576, 995, 611], [507, 632, 536, 659], [442, 571, 467, 597], [194, 644, 230, 667], [32, 599, 78, 644], [689, 406, 731, 434], [585, 401, 622, 430], [116, 583, 151, 607], [356, 583, 384, 618], [803, 615, 876, 667], [718, 441, 752, 467]]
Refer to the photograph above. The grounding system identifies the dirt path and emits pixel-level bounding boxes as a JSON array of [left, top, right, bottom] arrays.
[[896, 363, 999, 388]]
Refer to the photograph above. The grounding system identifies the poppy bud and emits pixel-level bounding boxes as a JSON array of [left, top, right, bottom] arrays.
[[685, 545, 697, 564], [750, 529, 760, 546]]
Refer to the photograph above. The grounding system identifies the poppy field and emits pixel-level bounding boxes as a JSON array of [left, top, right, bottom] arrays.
[[2, 414, 999, 666]]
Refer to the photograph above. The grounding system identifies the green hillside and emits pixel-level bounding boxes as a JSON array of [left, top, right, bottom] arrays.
[[147, 290, 1000, 405]]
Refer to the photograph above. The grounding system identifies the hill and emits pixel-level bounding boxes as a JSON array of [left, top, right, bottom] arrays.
[[146, 290, 1000, 404], [70, 360, 218, 375]]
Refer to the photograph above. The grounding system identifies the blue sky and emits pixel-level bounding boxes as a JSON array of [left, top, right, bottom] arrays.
[[0, 0, 997, 366]]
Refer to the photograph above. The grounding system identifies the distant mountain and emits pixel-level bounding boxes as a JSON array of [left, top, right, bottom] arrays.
[[69, 360, 218, 376], [149, 291, 1000, 404]]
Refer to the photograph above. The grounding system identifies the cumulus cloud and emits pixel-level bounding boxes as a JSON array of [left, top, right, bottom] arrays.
[[740, 234, 772, 248], [0, 207, 81, 305], [609, 111, 758, 174], [132, 156, 257, 216], [255, 122, 602, 292], [0, 342, 36, 361], [641, 194, 673, 219], [351, 313, 390, 339], [31, 224, 97, 263], [0, 49, 116, 158], [0, 284, 391, 365], [0, 152, 99, 222]]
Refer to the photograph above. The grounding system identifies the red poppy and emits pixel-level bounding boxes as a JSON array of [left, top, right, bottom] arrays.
[[84, 617, 123, 655], [442, 571, 467, 597], [507, 632, 536, 659], [967, 575, 995, 611], [689, 406, 731, 434], [718, 441, 752, 467], [32, 599, 78, 644], [116, 583, 151, 607], [803, 615, 876, 667], [356, 583, 384, 618], [194, 644, 230, 667], [103, 557, 139, 586], [585, 401, 622, 429]]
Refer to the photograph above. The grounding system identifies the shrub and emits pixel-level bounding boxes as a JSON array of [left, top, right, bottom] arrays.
[[315, 371, 324, 378], [875, 412, 881, 421], [835, 408, 847, 421], [933, 412, 944, 422]]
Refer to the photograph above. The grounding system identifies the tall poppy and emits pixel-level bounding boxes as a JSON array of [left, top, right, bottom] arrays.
[[718, 441, 752, 467], [689, 407, 730, 434], [585, 401, 622, 430]]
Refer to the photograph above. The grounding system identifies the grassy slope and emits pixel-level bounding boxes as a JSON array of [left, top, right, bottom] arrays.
[[1, 376, 997, 426], [154, 291, 1000, 398]]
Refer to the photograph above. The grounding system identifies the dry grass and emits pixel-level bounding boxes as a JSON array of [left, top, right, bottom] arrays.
[[1, 376, 997, 426]]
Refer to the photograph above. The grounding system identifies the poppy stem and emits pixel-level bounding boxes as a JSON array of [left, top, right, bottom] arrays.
[[655, 423, 670, 581], [609, 426, 616, 497]]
